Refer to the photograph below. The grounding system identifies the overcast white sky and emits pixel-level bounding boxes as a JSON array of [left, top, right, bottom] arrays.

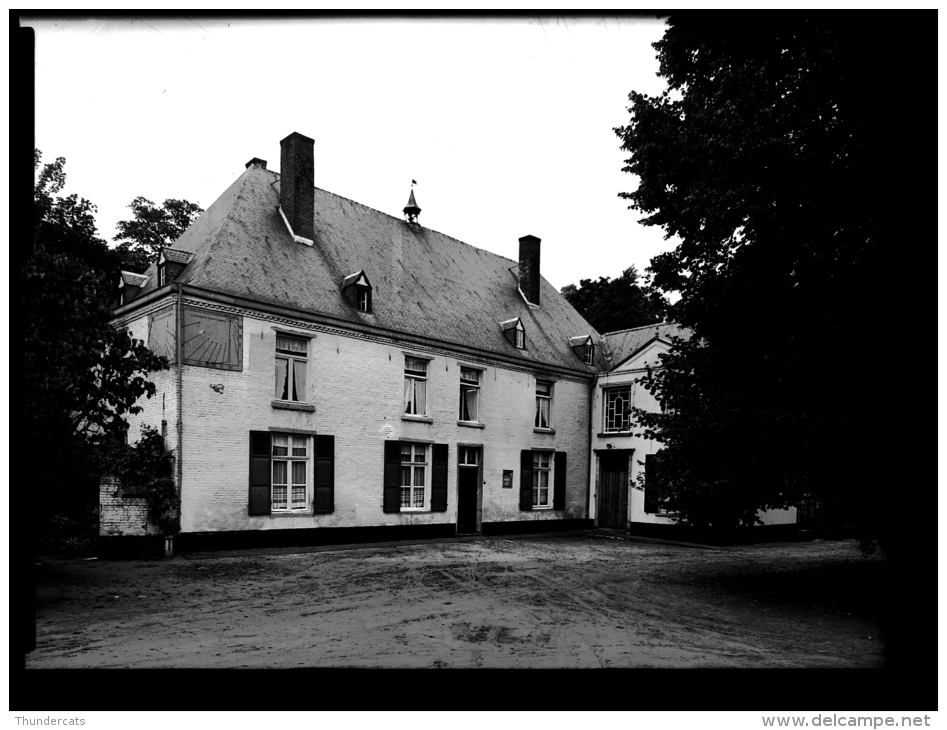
[[25, 15, 678, 292]]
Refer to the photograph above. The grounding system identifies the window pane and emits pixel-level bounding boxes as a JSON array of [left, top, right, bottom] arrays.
[[291, 358, 307, 402], [277, 335, 307, 354], [400, 487, 411, 507], [404, 378, 413, 414], [401, 465, 411, 486], [275, 357, 289, 399], [401, 443, 412, 462], [412, 487, 424, 508], [292, 485, 306, 507], [460, 367, 479, 383], [292, 461, 306, 485], [273, 485, 287, 510], [536, 397, 550, 428], [465, 387, 478, 421], [536, 382, 550, 395], [414, 466, 425, 487], [413, 445, 426, 463], [405, 357, 427, 374], [292, 436, 307, 456], [273, 460, 287, 484], [415, 379, 426, 415], [273, 435, 289, 456]]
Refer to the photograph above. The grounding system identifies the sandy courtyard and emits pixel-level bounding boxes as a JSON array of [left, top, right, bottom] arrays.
[[28, 534, 885, 668]]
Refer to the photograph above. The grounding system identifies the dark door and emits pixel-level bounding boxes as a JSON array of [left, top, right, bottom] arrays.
[[457, 447, 481, 534], [598, 452, 628, 529]]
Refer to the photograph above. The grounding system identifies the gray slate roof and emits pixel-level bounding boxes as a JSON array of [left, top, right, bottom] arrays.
[[134, 165, 602, 373], [602, 322, 688, 369]]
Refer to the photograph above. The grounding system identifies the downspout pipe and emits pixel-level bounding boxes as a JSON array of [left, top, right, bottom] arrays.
[[175, 282, 184, 535], [586, 371, 595, 526]]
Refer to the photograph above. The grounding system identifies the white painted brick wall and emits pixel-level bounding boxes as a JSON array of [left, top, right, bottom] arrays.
[[176, 310, 591, 533]]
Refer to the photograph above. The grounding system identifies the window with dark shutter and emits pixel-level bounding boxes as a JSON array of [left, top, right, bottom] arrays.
[[383, 440, 402, 513], [519, 450, 533, 511], [248, 431, 272, 515], [313, 435, 335, 513], [431, 443, 448, 512], [554, 451, 567, 510]]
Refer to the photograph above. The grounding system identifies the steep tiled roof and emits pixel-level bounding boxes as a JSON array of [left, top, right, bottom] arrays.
[[602, 322, 688, 370], [135, 166, 602, 373]]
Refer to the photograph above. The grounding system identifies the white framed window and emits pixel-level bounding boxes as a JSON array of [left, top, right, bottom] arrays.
[[356, 289, 370, 312], [275, 335, 308, 402], [158, 266, 167, 287], [515, 321, 525, 349], [604, 386, 632, 432], [404, 357, 428, 416], [535, 380, 552, 429], [272, 434, 309, 511], [533, 451, 551, 507], [400, 442, 427, 509], [459, 367, 481, 422], [584, 343, 594, 365]]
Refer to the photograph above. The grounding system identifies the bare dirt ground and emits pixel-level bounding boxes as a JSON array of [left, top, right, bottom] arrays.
[[27, 534, 886, 668]]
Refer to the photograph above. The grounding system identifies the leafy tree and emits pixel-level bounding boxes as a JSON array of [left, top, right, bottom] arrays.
[[34, 151, 121, 277], [113, 195, 202, 272], [614, 15, 934, 551], [561, 266, 672, 334], [26, 154, 169, 531]]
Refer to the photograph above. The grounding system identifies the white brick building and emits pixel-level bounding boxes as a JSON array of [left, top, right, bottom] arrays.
[[105, 131, 796, 553]]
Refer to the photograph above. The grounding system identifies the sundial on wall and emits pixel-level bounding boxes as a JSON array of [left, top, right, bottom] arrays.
[[182, 306, 243, 370], [148, 305, 242, 371]]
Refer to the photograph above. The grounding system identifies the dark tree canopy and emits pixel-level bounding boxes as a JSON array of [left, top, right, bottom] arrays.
[[27, 153, 169, 517], [113, 196, 203, 272], [615, 16, 934, 550], [561, 266, 671, 334]]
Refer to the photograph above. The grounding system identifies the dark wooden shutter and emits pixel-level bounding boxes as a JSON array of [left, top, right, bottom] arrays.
[[248, 431, 271, 516], [313, 435, 335, 513], [644, 453, 660, 514], [519, 450, 533, 511], [430, 443, 448, 512], [553, 451, 567, 510], [383, 440, 402, 513]]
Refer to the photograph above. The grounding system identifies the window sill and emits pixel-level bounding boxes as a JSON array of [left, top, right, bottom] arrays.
[[531, 505, 554, 510], [270, 510, 313, 517], [533, 427, 556, 434], [457, 420, 485, 429], [272, 400, 315, 412], [597, 431, 633, 438], [397, 508, 430, 513], [402, 414, 433, 424]]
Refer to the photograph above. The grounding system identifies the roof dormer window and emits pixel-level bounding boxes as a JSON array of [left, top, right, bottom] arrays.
[[569, 335, 594, 365], [501, 318, 526, 350], [156, 248, 193, 286], [117, 271, 149, 308], [342, 270, 373, 314]]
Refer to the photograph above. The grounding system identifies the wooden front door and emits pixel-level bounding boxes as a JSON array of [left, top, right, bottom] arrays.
[[457, 446, 481, 534], [598, 453, 628, 529]]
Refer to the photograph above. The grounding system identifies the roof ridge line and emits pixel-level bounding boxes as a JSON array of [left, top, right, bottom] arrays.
[[602, 321, 678, 336], [269, 169, 518, 266]]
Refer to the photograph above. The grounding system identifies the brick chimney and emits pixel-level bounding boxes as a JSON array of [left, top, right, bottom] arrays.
[[279, 132, 315, 243], [518, 234, 541, 306]]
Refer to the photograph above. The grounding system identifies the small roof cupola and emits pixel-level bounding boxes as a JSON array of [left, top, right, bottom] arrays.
[[403, 182, 421, 224]]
